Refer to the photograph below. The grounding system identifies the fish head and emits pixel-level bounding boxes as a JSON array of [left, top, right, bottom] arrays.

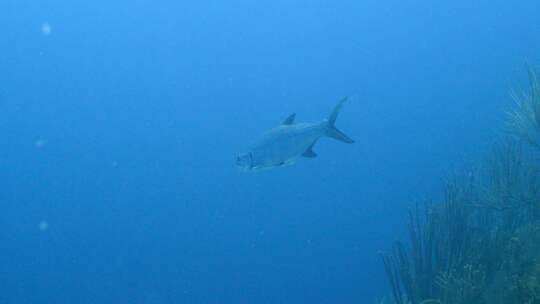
[[235, 152, 254, 170]]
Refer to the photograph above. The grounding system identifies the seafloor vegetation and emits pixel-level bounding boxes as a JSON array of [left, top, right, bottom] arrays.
[[380, 68, 540, 304]]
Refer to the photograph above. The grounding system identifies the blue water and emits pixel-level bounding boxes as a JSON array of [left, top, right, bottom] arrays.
[[2, 0, 540, 303]]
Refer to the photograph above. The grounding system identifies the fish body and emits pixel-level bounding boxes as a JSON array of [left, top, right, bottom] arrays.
[[236, 97, 353, 171], [248, 122, 324, 170]]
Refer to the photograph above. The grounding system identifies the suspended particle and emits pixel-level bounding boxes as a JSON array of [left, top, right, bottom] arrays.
[[41, 23, 51, 36], [35, 138, 46, 148], [39, 220, 48, 231]]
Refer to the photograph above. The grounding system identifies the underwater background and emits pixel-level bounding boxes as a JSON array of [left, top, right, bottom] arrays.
[[2, 0, 540, 303]]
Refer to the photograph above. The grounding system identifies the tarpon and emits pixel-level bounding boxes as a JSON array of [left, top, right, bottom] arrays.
[[236, 97, 354, 171]]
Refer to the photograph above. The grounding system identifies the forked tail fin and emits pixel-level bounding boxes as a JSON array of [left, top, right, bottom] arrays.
[[325, 97, 354, 143]]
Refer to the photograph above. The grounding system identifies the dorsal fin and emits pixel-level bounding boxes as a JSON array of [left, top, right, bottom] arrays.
[[282, 113, 296, 125]]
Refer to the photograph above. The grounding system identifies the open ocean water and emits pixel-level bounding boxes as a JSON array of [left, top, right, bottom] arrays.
[[2, 0, 540, 303]]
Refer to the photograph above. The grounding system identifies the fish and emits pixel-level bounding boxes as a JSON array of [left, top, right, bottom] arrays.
[[236, 97, 354, 171]]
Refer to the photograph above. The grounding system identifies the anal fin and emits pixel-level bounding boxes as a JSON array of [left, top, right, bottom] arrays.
[[302, 143, 317, 158]]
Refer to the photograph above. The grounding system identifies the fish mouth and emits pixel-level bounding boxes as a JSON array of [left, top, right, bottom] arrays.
[[235, 152, 254, 169]]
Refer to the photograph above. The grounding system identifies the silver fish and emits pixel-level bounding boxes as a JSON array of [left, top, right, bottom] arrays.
[[236, 97, 354, 171]]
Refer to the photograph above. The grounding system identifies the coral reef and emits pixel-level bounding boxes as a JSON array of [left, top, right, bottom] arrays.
[[381, 69, 540, 304], [508, 67, 540, 151]]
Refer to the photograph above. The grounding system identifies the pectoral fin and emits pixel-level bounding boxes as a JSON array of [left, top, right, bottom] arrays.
[[276, 159, 296, 167]]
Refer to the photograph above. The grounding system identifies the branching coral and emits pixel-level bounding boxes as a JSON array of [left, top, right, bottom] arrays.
[[381, 68, 540, 304], [478, 140, 540, 225], [507, 68, 540, 151], [503, 223, 540, 304], [435, 264, 486, 304], [380, 180, 480, 304]]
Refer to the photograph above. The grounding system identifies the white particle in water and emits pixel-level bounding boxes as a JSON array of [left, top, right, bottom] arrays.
[[35, 139, 46, 148], [41, 23, 51, 36], [39, 220, 48, 231]]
